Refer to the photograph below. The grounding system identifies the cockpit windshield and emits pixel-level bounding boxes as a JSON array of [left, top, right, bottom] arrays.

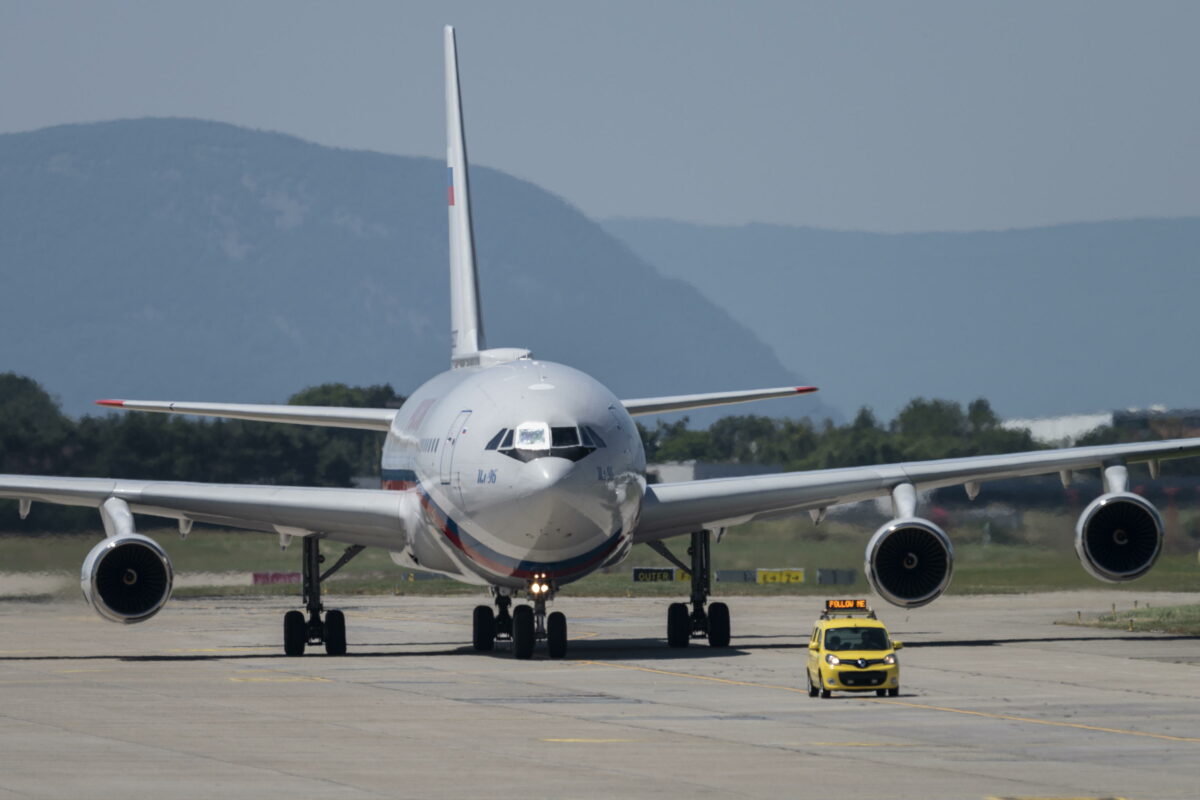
[[484, 422, 606, 463]]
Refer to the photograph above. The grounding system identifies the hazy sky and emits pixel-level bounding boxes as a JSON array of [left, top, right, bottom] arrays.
[[2, 1, 1198, 232]]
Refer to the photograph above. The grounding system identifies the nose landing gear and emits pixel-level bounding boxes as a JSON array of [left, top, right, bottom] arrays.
[[471, 577, 567, 659]]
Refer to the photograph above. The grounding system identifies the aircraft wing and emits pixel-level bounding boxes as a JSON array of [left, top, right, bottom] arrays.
[[0, 475, 408, 547], [96, 399, 397, 431], [634, 436, 1200, 542], [621, 386, 818, 416]]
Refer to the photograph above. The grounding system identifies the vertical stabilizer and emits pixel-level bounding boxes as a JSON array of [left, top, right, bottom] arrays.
[[445, 25, 486, 367]]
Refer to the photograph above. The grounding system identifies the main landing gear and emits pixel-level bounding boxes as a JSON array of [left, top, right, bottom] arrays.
[[472, 576, 568, 660], [283, 537, 364, 657], [655, 531, 730, 649]]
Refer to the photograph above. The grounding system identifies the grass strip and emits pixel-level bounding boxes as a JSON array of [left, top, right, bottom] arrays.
[[1070, 603, 1200, 635]]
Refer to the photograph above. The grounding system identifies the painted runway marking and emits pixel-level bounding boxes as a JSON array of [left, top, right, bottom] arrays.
[[228, 676, 331, 683], [986, 796, 1129, 800], [579, 660, 1200, 744], [541, 738, 640, 743], [808, 741, 916, 747]]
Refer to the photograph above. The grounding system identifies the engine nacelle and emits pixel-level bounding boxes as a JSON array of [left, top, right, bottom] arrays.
[[865, 518, 954, 609], [80, 534, 174, 624], [1074, 492, 1163, 583]]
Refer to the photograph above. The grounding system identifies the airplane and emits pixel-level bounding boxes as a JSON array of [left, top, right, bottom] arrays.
[[3, 26, 1200, 660]]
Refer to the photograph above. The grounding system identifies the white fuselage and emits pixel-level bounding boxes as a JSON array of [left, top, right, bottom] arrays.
[[381, 356, 646, 588]]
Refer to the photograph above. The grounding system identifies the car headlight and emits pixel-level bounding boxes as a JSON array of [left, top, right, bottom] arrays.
[[883, 654, 896, 665], [825, 654, 840, 666]]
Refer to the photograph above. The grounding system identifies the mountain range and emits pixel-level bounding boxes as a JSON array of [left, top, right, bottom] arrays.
[[0, 119, 834, 424], [603, 217, 1200, 420]]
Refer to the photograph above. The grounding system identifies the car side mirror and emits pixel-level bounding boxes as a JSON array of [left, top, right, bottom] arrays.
[[807, 642, 819, 651], [891, 641, 904, 650]]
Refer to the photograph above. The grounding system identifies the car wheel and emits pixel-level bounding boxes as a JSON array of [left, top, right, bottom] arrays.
[[806, 670, 819, 697], [819, 672, 831, 699], [888, 687, 899, 697], [875, 689, 886, 697]]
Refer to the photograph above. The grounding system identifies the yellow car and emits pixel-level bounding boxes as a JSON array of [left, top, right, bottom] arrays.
[[806, 599, 902, 698]]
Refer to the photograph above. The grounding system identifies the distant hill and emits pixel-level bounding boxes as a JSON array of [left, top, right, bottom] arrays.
[[603, 217, 1200, 420], [0, 119, 834, 424]]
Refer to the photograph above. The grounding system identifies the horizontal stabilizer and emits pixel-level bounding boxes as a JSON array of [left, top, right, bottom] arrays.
[[96, 400, 396, 432], [620, 386, 818, 417]]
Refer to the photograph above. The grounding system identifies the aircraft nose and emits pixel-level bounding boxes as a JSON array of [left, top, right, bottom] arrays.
[[520, 456, 574, 493]]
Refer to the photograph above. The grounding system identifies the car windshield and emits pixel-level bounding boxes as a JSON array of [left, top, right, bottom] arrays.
[[824, 627, 889, 651]]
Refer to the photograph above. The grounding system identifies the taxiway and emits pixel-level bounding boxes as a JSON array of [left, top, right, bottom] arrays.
[[0, 590, 1196, 799]]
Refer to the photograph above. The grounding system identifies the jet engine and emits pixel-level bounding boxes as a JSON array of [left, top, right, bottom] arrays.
[[865, 518, 954, 609], [81, 534, 174, 623], [1074, 492, 1163, 582]]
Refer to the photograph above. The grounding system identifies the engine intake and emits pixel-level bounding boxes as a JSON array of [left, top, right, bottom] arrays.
[[1074, 492, 1163, 583], [865, 518, 954, 609], [81, 534, 174, 624]]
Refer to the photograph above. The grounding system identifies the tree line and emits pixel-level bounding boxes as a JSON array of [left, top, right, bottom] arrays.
[[1, 371, 1184, 530], [638, 398, 1039, 471], [0, 374, 400, 530]]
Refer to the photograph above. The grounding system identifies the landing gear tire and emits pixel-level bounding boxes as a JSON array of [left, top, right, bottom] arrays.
[[547, 611, 568, 659], [707, 601, 730, 647], [667, 602, 690, 648], [473, 605, 496, 651], [888, 687, 899, 697], [283, 610, 306, 656], [807, 671, 819, 697], [512, 605, 535, 660], [324, 609, 347, 656]]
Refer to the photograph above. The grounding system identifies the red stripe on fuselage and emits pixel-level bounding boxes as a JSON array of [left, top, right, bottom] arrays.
[[415, 492, 620, 581]]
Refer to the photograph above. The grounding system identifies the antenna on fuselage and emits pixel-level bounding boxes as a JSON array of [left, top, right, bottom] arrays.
[[445, 25, 486, 368]]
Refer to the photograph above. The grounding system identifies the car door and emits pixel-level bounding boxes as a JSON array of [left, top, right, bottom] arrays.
[[807, 626, 820, 680]]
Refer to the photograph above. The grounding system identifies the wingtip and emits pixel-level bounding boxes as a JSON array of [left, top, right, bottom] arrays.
[[95, 399, 125, 407], [795, 386, 819, 394]]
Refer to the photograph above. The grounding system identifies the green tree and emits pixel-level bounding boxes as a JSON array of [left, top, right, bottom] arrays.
[[0, 373, 72, 474]]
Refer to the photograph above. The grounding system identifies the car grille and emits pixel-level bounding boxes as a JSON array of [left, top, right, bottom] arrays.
[[838, 657, 889, 668], [839, 670, 886, 687]]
